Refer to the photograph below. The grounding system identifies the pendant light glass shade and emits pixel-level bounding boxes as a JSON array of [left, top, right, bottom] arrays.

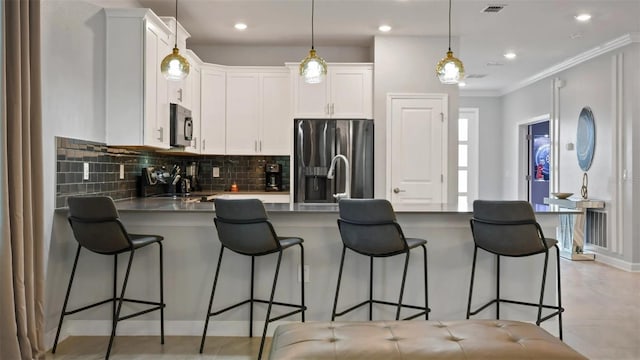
[[161, 47, 190, 81], [161, 0, 190, 81], [300, 0, 327, 84], [300, 49, 327, 84], [436, 50, 464, 84], [436, 0, 464, 84]]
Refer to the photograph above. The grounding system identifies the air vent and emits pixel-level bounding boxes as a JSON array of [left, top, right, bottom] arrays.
[[486, 61, 505, 66], [465, 74, 487, 79], [482, 4, 506, 13]]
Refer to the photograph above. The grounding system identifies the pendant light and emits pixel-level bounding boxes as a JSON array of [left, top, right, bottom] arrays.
[[436, 0, 464, 84], [161, 0, 190, 81], [299, 0, 327, 84]]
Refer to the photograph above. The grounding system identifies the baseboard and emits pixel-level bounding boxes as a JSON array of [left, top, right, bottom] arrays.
[[45, 320, 295, 350], [594, 252, 640, 272]]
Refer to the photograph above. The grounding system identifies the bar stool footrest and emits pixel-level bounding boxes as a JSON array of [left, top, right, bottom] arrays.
[[334, 299, 430, 319]]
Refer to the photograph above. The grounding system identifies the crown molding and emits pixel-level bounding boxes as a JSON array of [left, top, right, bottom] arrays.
[[500, 33, 639, 96]]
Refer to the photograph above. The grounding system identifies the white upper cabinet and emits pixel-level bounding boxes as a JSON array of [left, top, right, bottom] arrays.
[[105, 9, 172, 149], [226, 68, 291, 155], [161, 17, 192, 107], [290, 63, 373, 119], [200, 65, 226, 155], [181, 50, 201, 153]]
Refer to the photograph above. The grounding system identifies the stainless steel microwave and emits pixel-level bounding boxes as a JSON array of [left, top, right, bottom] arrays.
[[170, 103, 193, 147]]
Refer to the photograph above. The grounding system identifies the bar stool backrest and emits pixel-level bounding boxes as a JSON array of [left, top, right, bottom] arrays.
[[67, 196, 132, 255], [213, 198, 279, 255], [338, 199, 407, 256], [471, 200, 548, 256]]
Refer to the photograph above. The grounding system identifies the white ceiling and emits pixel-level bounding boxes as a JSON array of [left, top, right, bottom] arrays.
[[136, 0, 640, 93]]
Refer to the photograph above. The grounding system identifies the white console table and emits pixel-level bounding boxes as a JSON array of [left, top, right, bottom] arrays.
[[544, 197, 605, 260]]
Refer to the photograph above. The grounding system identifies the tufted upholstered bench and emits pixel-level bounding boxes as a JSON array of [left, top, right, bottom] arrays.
[[269, 319, 586, 359]]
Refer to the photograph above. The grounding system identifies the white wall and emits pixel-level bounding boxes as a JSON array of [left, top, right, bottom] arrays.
[[500, 42, 640, 266], [500, 79, 552, 199], [190, 44, 371, 65], [373, 36, 460, 202], [459, 96, 503, 200], [41, 0, 143, 339]]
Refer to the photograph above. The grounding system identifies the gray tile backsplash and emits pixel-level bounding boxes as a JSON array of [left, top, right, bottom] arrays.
[[55, 137, 290, 208]]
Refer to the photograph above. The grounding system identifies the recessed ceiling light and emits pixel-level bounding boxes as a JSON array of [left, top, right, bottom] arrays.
[[575, 14, 591, 22], [458, 81, 467, 87], [378, 25, 392, 32], [504, 52, 517, 60], [234, 23, 248, 30]]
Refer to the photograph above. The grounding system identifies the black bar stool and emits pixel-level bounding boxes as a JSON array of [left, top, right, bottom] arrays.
[[467, 200, 564, 339], [332, 198, 429, 321], [200, 198, 306, 360], [52, 196, 165, 359]]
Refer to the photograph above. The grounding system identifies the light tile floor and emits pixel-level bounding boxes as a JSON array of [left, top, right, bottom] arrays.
[[46, 259, 640, 359]]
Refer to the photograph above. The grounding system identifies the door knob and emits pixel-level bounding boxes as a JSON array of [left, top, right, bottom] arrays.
[[393, 187, 405, 194]]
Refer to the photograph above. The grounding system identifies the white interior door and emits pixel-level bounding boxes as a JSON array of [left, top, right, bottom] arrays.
[[387, 94, 448, 210]]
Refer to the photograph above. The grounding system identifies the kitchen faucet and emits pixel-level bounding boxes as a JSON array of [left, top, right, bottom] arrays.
[[327, 154, 350, 200]]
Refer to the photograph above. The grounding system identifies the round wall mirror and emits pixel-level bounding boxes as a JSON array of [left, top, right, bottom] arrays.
[[576, 107, 596, 171]]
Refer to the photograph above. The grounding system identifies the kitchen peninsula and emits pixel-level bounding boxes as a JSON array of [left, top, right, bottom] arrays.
[[48, 199, 574, 341]]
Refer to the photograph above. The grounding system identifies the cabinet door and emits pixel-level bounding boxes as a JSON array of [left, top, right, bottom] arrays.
[[167, 78, 187, 107], [145, 21, 171, 148], [226, 72, 260, 154], [330, 66, 372, 119], [200, 68, 226, 154], [183, 65, 200, 153], [260, 72, 291, 155], [292, 71, 329, 118]]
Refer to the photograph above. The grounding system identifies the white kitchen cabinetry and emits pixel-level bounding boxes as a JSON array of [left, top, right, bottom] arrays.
[[181, 50, 201, 153], [105, 9, 172, 149], [225, 68, 291, 155], [290, 63, 373, 119], [161, 17, 192, 107], [200, 65, 226, 154]]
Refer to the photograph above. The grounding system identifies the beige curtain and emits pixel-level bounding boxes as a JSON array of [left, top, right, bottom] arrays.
[[1, 0, 45, 359]]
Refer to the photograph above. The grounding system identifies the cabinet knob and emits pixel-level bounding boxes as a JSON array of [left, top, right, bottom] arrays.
[[157, 127, 164, 142], [202, 139, 206, 150], [178, 88, 183, 102]]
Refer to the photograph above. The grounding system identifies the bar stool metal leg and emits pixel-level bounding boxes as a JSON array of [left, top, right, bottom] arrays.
[[537, 251, 550, 326], [200, 246, 225, 353], [299, 243, 306, 323], [395, 252, 410, 320], [555, 245, 563, 340], [113, 255, 118, 329], [496, 254, 501, 319], [421, 244, 429, 320], [369, 256, 374, 320], [106, 250, 135, 359], [159, 242, 165, 344], [466, 246, 478, 319], [52, 245, 82, 354], [250, 255, 255, 337], [258, 251, 283, 360], [331, 246, 347, 321]]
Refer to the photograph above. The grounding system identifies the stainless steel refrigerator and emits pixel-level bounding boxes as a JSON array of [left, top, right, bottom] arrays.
[[294, 119, 374, 203]]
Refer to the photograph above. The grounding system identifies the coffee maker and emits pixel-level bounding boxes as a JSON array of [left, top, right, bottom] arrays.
[[185, 161, 200, 192], [265, 163, 282, 191]]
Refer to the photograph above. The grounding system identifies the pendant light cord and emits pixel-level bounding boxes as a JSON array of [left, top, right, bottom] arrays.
[[448, 0, 452, 51], [174, 0, 179, 48], [311, 0, 315, 50]]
